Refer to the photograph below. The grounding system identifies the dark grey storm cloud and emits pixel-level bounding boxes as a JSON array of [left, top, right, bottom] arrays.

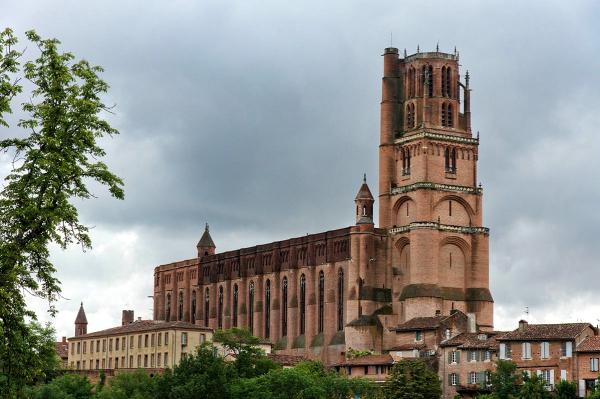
[[3, 0, 600, 337]]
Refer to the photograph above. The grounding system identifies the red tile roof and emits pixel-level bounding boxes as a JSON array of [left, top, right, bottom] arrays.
[[391, 316, 446, 332], [69, 320, 212, 339], [441, 332, 501, 349], [333, 353, 394, 367], [496, 323, 592, 341], [576, 336, 600, 352], [55, 341, 69, 359]]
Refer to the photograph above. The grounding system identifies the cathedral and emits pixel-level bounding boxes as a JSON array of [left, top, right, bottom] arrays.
[[152, 46, 493, 364]]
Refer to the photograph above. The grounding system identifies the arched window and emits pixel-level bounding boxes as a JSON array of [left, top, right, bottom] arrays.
[[299, 274, 306, 335], [422, 65, 433, 97], [178, 291, 184, 321], [248, 281, 255, 334], [445, 147, 457, 173], [204, 288, 210, 327], [337, 269, 344, 331], [441, 103, 447, 127], [165, 294, 171, 322], [402, 147, 411, 175], [191, 291, 196, 324], [282, 277, 288, 336], [447, 103, 454, 127], [441, 66, 447, 96], [265, 280, 271, 338], [409, 67, 416, 98], [446, 67, 452, 97], [218, 286, 223, 329], [233, 284, 238, 327], [318, 271, 324, 333]]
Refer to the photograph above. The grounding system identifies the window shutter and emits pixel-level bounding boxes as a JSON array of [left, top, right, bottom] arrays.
[[456, 374, 460, 385], [499, 343, 506, 359], [448, 374, 452, 386], [456, 351, 460, 363], [536, 370, 542, 377], [448, 351, 452, 364], [550, 369, 555, 385], [579, 380, 586, 397], [477, 371, 485, 385], [560, 369, 567, 381], [566, 341, 573, 357]]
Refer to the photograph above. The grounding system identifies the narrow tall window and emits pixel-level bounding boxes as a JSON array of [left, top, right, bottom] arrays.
[[299, 274, 306, 335], [178, 291, 183, 321], [165, 294, 171, 322], [423, 65, 433, 97], [441, 103, 447, 126], [337, 269, 344, 331], [282, 277, 288, 336], [409, 67, 416, 98], [248, 281, 255, 334], [318, 271, 325, 333], [233, 284, 238, 327], [447, 103, 454, 127], [204, 288, 210, 327], [218, 286, 223, 329], [441, 66, 447, 96], [265, 280, 271, 338], [191, 291, 196, 324], [445, 67, 452, 97]]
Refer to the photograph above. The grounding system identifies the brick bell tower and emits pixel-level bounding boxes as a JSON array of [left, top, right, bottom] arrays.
[[379, 47, 493, 330]]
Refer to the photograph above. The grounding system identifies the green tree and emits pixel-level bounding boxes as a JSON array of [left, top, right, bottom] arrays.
[[231, 361, 375, 399], [383, 358, 441, 399], [213, 328, 278, 379], [518, 373, 550, 399], [0, 27, 123, 397], [489, 360, 520, 399], [96, 370, 155, 399], [154, 344, 232, 399], [25, 374, 93, 399], [588, 376, 600, 399], [554, 380, 577, 399]]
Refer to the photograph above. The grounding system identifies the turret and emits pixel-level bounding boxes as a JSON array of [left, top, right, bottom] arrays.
[[74, 302, 88, 337], [197, 223, 216, 257], [355, 174, 374, 225]]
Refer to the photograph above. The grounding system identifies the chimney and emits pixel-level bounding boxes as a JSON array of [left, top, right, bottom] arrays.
[[122, 310, 134, 326], [518, 319, 528, 332], [467, 313, 477, 333], [62, 336, 66, 343]]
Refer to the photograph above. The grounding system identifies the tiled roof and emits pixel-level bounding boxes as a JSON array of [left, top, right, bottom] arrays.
[[69, 320, 212, 340], [267, 353, 307, 366], [388, 343, 426, 351], [197, 224, 216, 248], [576, 336, 600, 352], [333, 353, 394, 367], [55, 341, 69, 359], [391, 316, 446, 332], [441, 332, 501, 349], [496, 323, 591, 341]]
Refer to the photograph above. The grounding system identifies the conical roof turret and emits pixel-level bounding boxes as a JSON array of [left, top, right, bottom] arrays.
[[197, 223, 216, 257], [355, 173, 374, 200], [75, 302, 88, 324]]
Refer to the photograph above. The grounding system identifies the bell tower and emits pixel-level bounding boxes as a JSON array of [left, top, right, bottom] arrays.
[[379, 47, 493, 329]]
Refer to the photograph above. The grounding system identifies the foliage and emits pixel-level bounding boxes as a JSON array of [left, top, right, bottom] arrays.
[[488, 360, 520, 399], [383, 358, 441, 399], [554, 380, 577, 399], [588, 376, 600, 399], [25, 374, 93, 399], [154, 344, 233, 399], [231, 361, 376, 399], [346, 347, 373, 359], [96, 370, 155, 399], [213, 328, 278, 379], [0, 27, 123, 397], [518, 373, 551, 399]]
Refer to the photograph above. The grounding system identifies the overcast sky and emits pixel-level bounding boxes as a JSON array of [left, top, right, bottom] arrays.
[[3, 0, 600, 339]]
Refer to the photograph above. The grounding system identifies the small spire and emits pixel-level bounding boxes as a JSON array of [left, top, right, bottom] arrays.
[[477, 131, 480, 140], [403, 48, 407, 57], [363, 173, 367, 183], [205, 222, 209, 232], [465, 70, 470, 88], [456, 50, 460, 60], [417, 44, 420, 53], [454, 46, 457, 55], [436, 42, 439, 52]]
